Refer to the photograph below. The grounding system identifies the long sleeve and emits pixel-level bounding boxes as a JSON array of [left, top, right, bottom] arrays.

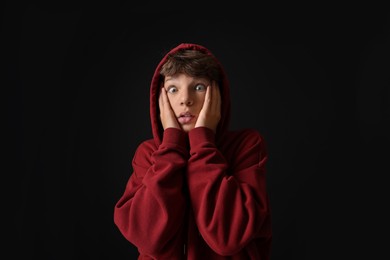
[[187, 127, 271, 256], [113, 128, 188, 256]]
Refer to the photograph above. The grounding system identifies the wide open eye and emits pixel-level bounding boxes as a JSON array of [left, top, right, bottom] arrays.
[[167, 86, 178, 94], [194, 84, 206, 92]]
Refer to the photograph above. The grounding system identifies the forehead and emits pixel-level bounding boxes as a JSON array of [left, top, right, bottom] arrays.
[[164, 74, 208, 84]]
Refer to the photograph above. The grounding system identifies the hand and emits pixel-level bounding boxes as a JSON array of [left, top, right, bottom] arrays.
[[195, 81, 221, 133], [159, 87, 181, 130]]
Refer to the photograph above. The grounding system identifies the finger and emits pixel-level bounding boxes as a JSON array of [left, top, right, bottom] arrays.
[[161, 87, 170, 107], [211, 81, 220, 112], [159, 88, 164, 109], [215, 82, 221, 110], [201, 84, 209, 107], [161, 88, 176, 116]]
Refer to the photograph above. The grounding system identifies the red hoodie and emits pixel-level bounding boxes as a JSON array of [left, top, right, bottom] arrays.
[[114, 43, 272, 259]]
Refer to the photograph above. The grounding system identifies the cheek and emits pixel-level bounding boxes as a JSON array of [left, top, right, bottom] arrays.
[[194, 94, 206, 112], [167, 96, 179, 111]]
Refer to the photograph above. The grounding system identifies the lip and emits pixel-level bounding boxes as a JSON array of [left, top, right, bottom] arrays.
[[179, 112, 194, 117], [178, 112, 195, 124]]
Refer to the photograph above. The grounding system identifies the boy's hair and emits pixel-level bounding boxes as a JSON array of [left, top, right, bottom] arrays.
[[160, 49, 221, 83]]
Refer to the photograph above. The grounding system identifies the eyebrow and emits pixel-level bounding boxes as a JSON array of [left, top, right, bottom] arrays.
[[164, 76, 208, 83], [164, 76, 176, 83]]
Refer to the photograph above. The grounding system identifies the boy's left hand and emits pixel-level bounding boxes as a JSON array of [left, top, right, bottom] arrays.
[[195, 81, 221, 133]]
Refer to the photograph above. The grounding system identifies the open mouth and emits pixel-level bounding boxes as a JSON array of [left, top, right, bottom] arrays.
[[178, 112, 195, 124]]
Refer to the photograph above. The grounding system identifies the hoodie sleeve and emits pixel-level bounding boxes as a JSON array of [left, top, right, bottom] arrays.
[[187, 127, 271, 256], [113, 128, 188, 255]]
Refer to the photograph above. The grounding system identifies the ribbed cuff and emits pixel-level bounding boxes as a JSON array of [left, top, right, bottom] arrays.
[[162, 127, 187, 146], [188, 127, 215, 147]]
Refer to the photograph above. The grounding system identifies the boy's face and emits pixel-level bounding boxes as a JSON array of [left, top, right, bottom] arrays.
[[163, 73, 209, 133]]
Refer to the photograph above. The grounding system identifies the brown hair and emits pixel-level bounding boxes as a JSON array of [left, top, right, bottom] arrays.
[[160, 49, 221, 84]]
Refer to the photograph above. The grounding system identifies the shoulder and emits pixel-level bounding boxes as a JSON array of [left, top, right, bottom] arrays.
[[222, 128, 268, 156], [221, 129, 268, 169], [130, 139, 157, 172], [226, 128, 266, 146], [218, 128, 266, 149], [133, 139, 157, 160]]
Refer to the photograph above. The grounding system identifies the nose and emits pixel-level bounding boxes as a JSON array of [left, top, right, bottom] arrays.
[[180, 90, 193, 106]]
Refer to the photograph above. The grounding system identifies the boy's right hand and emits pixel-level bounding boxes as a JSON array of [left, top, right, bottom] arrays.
[[159, 87, 181, 130]]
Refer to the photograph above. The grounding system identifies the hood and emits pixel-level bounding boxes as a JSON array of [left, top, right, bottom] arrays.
[[149, 43, 231, 146]]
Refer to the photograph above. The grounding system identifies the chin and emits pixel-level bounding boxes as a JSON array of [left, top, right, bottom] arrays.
[[182, 125, 195, 133]]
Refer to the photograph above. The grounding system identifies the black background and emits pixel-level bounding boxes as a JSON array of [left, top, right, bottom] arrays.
[[3, 2, 390, 260]]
